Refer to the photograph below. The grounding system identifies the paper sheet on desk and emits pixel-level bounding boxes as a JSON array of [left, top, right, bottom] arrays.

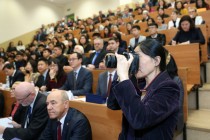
[[73, 96, 86, 102], [0, 117, 13, 139]]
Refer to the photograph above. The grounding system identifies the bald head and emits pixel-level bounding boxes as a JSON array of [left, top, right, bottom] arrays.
[[48, 90, 69, 102], [46, 90, 69, 119], [14, 82, 36, 97], [14, 82, 36, 106]]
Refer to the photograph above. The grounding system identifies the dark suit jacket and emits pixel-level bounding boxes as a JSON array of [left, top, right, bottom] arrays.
[[39, 108, 92, 140], [0, 92, 4, 117], [9, 70, 24, 87], [87, 50, 106, 68], [56, 54, 69, 66], [60, 67, 93, 96], [146, 33, 166, 46], [117, 47, 127, 55], [3, 93, 48, 140], [35, 70, 50, 88], [107, 71, 180, 140], [96, 71, 118, 97]]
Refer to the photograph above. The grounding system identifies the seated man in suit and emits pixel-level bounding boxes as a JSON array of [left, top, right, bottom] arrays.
[[60, 52, 93, 96], [128, 25, 146, 51], [39, 90, 92, 140], [35, 58, 50, 91], [96, 53, 118, 97], [3, 63, 24, 87], [53, 44, 69, 66], [146, 23, 166, 46], [106, 37, 127, 55], [0, 82, 48, 140], [87, 38, 106, 69]]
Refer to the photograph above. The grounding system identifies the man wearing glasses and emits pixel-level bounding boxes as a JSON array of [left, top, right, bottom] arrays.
[[59, 52, 93, 97], [0, 82, 48, 140]]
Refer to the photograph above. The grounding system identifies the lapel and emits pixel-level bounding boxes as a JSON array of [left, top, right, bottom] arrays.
[[62, 109, 72, 140], [75, 67, 84, 86]]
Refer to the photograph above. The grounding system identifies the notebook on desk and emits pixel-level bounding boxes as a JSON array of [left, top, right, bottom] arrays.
[[86, 94, 106, 104]]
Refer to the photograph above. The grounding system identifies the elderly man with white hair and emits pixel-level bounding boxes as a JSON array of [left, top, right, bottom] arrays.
[[0, 82, 48, 140]]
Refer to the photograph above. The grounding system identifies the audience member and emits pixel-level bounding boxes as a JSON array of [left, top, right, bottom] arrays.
[[146, 23, 166, 46], [0, 82, 48, 140], [156, 15, 168, 30], [79, 35, 93, 53], [20, 59, 39, 84], [60, 52, 93, 96], [171, 15, 205, 45], [107, 37, 126, 54], [168, 10, 181, 29], [53, 44, 69, 66], [112, 32, 127, 50], [96, 53, 118, 97], [35, 58, 50, 90], [3, 63, 24, 87], [16, 40, 25, 51], [87, 38, 106, 69], [129, 25, 146, 50], [188, 7, 205, 25], [45, 58, 67, 91], [39, 90, 92, 140]]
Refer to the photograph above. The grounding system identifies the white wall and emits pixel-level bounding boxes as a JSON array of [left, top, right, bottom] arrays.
[[0, 0, 64, 43], [64, 0, 120, 19], [64, 0, 145, 19]]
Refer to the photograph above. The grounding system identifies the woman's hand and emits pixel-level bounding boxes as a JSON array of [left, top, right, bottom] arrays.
[[171, 40, 176, 45], [115, 53, 133, 82], [49, 69, 56, 79]]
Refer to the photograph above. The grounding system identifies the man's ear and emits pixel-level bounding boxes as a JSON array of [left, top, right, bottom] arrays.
[[64, 100, 69, 109]]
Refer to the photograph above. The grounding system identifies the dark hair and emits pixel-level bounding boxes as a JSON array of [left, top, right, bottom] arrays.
[[112, 32, 122, 42], [49, 58, 65, 80], [104, 26, 111, 38], [92, 32, 101, 38], [43, 48, 52, 54], [178, 15, 195, 31], [165, 50, 178, 79], [79, 35, 89, 45], [138, 39, 166, 72], [27, 59, 38, 72], [132, 25, 141, 30], [175, 1, 184, 12], [108, 37, 119, 42], [70, 52, 83, 61], [148, 22, 158, 28], [37, 57, 49, 65], [196, 0, 206, 8], [147, 18, 156, 25], [157, 15, 165, 24], [3, 63, 14, 70]]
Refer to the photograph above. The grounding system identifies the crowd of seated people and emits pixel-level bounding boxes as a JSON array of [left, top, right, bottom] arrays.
[[0, 1, 209, 140]]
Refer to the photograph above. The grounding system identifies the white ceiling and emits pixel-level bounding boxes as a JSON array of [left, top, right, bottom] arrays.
[[43, 0, 74, 5]]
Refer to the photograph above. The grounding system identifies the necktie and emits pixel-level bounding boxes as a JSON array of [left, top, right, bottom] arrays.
[[11, 102, 19, 118], [107, 74, 112, 97], [173, 20, 176, 27], [73, 72, 77, 90], [57, 121, 62, 140], [40, 75, 45, 85], [91, 52, 99, 64], [26, 106, 31, 128]]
